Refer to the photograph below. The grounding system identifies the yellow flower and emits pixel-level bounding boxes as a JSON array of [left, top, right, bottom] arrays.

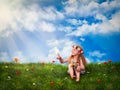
[[71, 64, 75, 67]]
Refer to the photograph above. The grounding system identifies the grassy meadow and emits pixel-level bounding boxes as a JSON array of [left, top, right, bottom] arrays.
[[0, 61, 120, 90]]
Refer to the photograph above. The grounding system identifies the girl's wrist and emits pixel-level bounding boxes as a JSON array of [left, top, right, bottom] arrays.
[[59, 57, 63, 63], [58, 57, 61, 60]]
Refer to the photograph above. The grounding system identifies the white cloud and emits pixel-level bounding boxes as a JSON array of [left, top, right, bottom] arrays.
[[0, 1, 64, 37], [38, 21, 56, 32], [85, 56, 107, 64], [12, 50, 54, 63], [67, 19, 81, 25], [63, 0, 78, 14], [67, 19, 88, 26], [95, 14, 108, 21], [63, 0, 99, 17], [47, 39, 62, 47], [100, 0, 120, 14], [1, 0, 120, 37], [63, 0, 120, 36], [97, 11, 120, 34], [80, 37, 85, 42], [67, 10, 120, 36], [47, 39, 76, 62], [61, 41, 74, 58], [96, 59, 106, 63], [0, 52, 10, 62], [67, 23, 98, 36], [47, 47, 60, 62], [88, 50, 106, 58], [63, 0, 120, 17], [58, 25, 73, 33], [109, 11, 120, 31], [40, 6, 64, 21], [85, 57, 91, 63]]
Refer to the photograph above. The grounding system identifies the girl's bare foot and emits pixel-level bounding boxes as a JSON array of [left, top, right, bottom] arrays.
[[70, 75, 76, 79], [76, 78, 80, 82]]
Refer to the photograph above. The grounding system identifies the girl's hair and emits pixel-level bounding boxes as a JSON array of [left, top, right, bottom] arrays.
[[68, 45, 86, 66]]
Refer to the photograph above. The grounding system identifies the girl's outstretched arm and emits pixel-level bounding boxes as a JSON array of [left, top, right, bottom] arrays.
[[57, 53, 68, 63]]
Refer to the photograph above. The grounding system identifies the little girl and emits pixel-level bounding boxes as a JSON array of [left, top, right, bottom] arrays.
[[57, 45, 86, 82]]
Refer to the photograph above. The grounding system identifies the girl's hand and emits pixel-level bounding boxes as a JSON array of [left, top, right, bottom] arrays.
[[76, 66, 80, 72], [56, 54, 64, 63], [56, 53, 62, 60]]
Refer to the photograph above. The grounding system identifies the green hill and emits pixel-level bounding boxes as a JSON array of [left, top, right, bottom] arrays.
[[0, 62, 120, 90]]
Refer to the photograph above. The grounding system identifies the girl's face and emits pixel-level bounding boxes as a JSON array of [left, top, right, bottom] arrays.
[[71, 45, 80, 56]]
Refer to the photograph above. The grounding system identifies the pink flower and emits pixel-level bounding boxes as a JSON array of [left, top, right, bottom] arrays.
[[71, 64, 75, 67]]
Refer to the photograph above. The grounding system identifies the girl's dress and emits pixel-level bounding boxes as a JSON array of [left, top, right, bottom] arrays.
[[67, 59, 85, 74]]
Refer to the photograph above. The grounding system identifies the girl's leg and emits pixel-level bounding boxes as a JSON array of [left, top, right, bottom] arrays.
[[68, 64, 75, 79], [80, 58, 85, 70], [75, 70, 80, 82]]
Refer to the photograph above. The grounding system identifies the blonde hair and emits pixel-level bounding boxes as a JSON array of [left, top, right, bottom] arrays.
[[68, 45, 86, 66]]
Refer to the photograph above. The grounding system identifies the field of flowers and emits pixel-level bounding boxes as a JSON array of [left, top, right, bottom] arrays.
[[0, 59, 120, 90]]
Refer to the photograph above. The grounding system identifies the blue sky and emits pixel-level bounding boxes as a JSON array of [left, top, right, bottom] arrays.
[[0, 0, 120, 63]]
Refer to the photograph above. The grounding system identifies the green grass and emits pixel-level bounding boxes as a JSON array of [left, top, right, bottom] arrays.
[[0, 62, 120, 90]]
